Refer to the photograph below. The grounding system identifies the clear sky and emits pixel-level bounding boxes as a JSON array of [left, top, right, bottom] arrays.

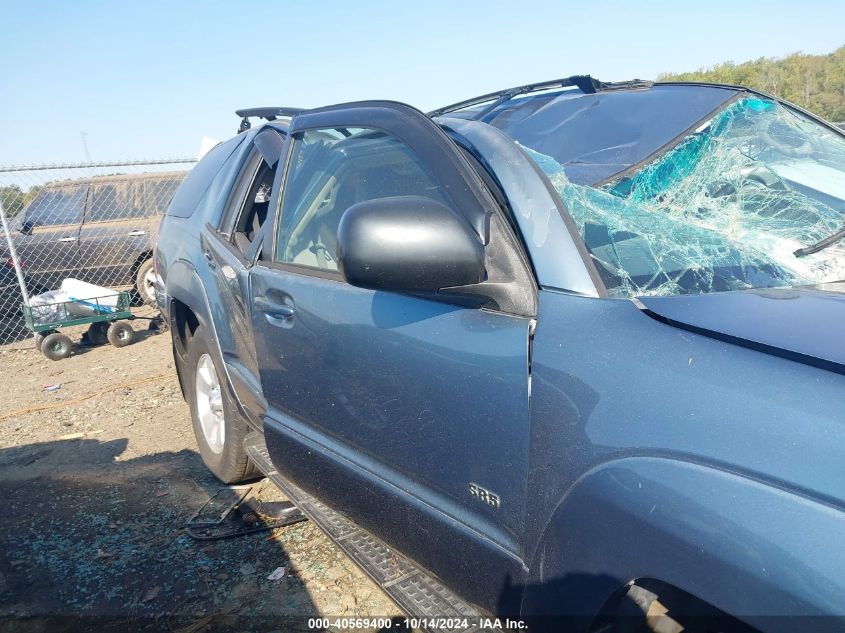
[[1, 0, 844, 165]]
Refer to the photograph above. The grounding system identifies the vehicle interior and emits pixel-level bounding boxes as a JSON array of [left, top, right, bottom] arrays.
[[232, 129, 286, 253], [279, 130, 449, 271], [233, 160, 275, 252]]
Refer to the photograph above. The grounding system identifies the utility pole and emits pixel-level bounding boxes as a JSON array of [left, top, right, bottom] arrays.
[[80, 132, 92, 164], [0, 199, 30, 306]]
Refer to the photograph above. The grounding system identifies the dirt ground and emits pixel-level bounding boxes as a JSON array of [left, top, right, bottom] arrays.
[[0, 312, 402, 632]]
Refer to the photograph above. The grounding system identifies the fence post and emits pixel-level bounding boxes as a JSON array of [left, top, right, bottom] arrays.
[[0, 199, 30, 306]]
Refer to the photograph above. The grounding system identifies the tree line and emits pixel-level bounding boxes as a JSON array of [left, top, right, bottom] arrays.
[[0, 185, 41, 219], [658, 46, 845, 123]]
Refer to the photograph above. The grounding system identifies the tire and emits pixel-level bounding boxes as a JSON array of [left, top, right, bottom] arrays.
[[87, 322, 109, 346], [107, 321, 135, 347], [135, 258, 157, 306], [34, 330, 55, 349], [40, 332, 73, 361], [186, 324, 259, 483]]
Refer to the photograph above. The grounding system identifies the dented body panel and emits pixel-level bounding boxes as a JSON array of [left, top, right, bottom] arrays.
[[523, 290, 845, 626], [639, 285, 845, 373]]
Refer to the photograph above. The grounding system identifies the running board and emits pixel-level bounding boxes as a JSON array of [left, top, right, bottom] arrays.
[[244, 433, 494, 633]]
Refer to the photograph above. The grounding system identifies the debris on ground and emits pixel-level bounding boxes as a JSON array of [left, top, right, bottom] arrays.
[[184, 484, 306, 542], [140, 585, 161, 603], [56, 432, 85, 441], [267, 566, 288, 581], [94, 548, 113, 560], [56, 429, 104, 441]]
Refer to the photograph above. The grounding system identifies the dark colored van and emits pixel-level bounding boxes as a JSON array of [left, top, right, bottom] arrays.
[[1, 171, 185, 306]]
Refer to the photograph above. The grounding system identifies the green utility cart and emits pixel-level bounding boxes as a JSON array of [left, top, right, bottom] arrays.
[[23, 291, 136, 360]]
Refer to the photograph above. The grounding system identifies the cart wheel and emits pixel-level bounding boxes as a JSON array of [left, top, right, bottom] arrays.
[[87, 322, 110, 346], [40, 333, 73, 361], [34, 330, 56, 349], [107, 321, 135, 347]]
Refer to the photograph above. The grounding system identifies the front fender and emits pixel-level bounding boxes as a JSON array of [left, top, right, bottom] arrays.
[[522, 457, 845, 633]]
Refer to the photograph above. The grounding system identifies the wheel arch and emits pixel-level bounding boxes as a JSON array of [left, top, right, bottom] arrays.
[[165, 259, 228, 400], [129, 249, 153, 275], [165, 258, 261, 482], [521, 456, 845, 632]]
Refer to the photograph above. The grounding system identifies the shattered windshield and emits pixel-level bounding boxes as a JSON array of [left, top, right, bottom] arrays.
[[523, 95, 845, 297]]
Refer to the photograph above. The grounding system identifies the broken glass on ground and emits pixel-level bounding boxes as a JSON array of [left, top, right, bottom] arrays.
[[523, 97, 845, 297]]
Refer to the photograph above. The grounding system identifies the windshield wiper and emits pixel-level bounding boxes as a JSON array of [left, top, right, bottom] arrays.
[[794, 227, 845, 257]]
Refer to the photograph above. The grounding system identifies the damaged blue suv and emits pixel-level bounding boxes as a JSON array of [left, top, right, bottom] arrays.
[[155, 77, 845, 632]]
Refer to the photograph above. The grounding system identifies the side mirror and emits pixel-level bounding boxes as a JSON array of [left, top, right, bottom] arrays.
[[20, 220, 33, 235], [337, 196, 485, 293]]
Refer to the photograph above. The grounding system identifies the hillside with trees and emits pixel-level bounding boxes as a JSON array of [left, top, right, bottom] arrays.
[[658, 46, 845, 122], [0, 184, 41, 219]]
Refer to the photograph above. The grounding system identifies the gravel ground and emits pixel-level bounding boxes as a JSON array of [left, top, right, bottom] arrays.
[[0, 313, 401, 632]]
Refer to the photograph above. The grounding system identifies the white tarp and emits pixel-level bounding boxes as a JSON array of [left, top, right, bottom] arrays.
[[28, 279, 119, 324]]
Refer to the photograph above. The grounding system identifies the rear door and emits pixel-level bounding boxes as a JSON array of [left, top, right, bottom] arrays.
[[249, 103, 533, 610], [78, 177, 150, 288], [16, 183, 86, 290], [202, 127, 285, 423]]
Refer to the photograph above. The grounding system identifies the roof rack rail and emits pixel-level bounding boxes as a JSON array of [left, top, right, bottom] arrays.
[[236, 107, 307, 133], [428, 76, 653, 119]]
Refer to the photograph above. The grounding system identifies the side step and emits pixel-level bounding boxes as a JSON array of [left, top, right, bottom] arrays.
[[244, 433, 494, 633]]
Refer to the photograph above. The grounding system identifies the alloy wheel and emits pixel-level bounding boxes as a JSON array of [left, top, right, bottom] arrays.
[[195, 353, 225, 454]]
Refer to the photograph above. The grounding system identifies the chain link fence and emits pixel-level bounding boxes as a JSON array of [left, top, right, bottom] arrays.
[[0, 159, 196, 347]]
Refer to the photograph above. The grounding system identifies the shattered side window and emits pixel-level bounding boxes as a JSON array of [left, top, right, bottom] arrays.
[[524, 97, 845, 297]]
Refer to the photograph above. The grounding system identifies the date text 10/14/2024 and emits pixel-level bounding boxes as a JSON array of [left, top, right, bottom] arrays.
[[307, 617, 528, 630]]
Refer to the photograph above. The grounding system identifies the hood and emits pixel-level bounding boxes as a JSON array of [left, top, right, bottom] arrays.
[[636, 284, 845, 375]]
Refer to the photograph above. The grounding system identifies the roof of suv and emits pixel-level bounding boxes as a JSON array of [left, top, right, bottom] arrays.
[[432, 76, 845, 185], [234, 77, 842, 187], [434, 78, 742, 185]]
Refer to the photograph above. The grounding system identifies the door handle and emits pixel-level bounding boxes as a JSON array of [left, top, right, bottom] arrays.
[[58, 236, 77, 242], [253, 294, 295, 319], [128, 230, 146, 237], [203, 251, 216, 269]]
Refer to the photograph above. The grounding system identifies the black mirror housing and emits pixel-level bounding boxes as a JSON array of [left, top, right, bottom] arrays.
[[337, 196, 485, 293]]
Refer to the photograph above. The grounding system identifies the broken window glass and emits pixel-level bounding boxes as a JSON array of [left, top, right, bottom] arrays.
[[522, 96, 845, 297]]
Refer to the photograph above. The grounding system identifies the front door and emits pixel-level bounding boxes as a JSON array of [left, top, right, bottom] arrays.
[[250, 104, 533, 611], [16, 183, 87, 290]]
